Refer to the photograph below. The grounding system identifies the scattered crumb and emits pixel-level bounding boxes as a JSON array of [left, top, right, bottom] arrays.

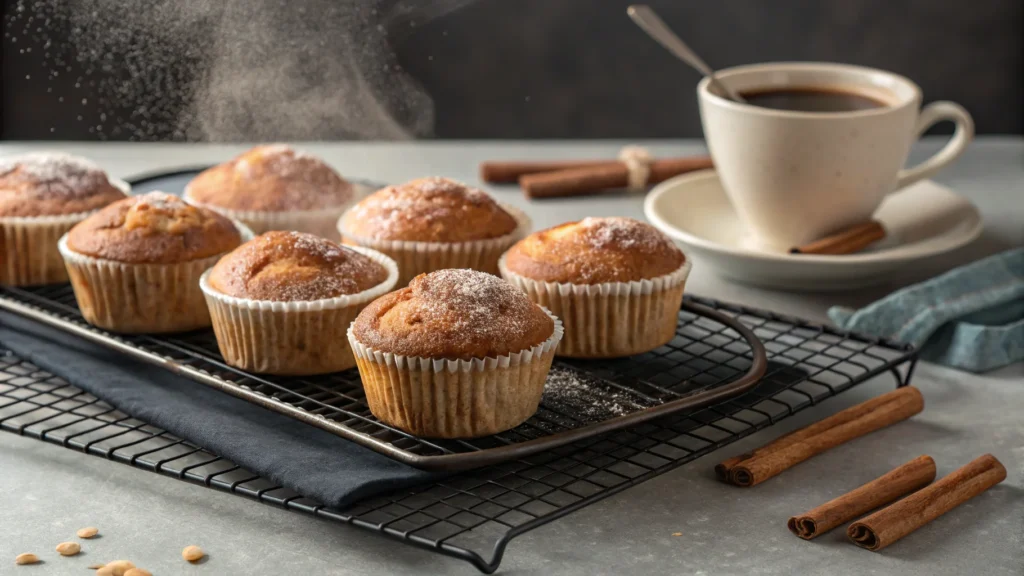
[[14, 552, 40, 565], [103, 560, 135, 576], [672, 532, 682, 537], [56, 541, 81, 556], [182, 545, 205, 562]]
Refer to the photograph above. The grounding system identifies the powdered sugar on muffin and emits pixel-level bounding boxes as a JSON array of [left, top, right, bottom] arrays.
[[352, 269, 554, 359], [0, 152, 125, 217], [66, 191, 242, 264], [0, 152, 101, 183], [233, 144, 312, 178], [208, 231, 388, 301], [503, 217, 684, 284], [185, 145, 353, 212], [410, 268, 540, 340], [578, 216, 677, 251], [342, 177, 518, 243]]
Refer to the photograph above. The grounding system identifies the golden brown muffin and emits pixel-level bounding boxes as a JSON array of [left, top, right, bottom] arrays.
[[185, 145, 353, 212], [208, 231, 389, 302], [341, 177, 518, 242], [503, 217, 685, 284], [67, 192, 242, 264], [349, 268, 561, 438], [59, 192, 247, 334], [0, 152, 126, 217], [352, 269, 554, 360], [202, 236, 397, 375], [499, 217, 691, 358]]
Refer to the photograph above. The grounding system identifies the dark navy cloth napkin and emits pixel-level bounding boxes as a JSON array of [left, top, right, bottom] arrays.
[[0, 310, 439, 508]]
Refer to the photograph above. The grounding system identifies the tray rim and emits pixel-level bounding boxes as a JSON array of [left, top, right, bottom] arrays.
[[0, 291, 768, 471]]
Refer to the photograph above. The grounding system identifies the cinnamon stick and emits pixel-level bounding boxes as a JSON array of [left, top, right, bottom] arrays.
[[518, 156, 713, 199], [848, 454, 1007, 551], [716, 386, 924, 487], [481, 159, 623, 183], [790, 220, 886, 255], [787, 455, 937, 540]]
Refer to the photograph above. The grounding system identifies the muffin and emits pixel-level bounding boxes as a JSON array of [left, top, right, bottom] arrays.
[[338, 177, 530, 285], [348, 269, 563, 438], [184, 144, 355, 238], [499, 217, 691, 358], [58, 192, 248, 333], [0, 152, 129, 286], [201, 231, 398, 375]]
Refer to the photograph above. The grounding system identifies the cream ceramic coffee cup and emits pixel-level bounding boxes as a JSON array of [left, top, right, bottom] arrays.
[[698, 62, 974, 252]]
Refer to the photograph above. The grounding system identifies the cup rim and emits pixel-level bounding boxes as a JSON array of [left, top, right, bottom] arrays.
[[698, 61, 922, 120]]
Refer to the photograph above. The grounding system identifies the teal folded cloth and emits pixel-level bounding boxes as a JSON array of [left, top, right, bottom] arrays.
[[829, 247, 1024, 373]]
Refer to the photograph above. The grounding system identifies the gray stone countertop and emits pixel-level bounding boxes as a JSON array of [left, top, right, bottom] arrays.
[[1, 137, 1022, 575]]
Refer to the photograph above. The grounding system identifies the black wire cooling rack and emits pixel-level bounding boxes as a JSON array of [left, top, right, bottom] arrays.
[[0, 292, 917, 573]]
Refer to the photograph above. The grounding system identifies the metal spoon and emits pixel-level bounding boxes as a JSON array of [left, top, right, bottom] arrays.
[[626, 5, 745, 103]]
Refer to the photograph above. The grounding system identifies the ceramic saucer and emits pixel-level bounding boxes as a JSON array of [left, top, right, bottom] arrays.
[[644, 170, 982, 290]]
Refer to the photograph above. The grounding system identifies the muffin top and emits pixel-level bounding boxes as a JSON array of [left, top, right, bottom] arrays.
[[352, 269, 554, 360], [341, 177, 519, 242], [208, 231, 389, 301], [66, 192, 242, 264], [185, 144, 354, 212], [503, 217, 685, 284], [0, 152, 126, 217]]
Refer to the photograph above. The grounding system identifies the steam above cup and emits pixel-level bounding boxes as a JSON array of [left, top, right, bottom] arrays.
[[698, 62, 974, 252]]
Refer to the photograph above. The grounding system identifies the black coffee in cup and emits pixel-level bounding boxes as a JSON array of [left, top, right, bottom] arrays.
[[740, 86, 893, 112]]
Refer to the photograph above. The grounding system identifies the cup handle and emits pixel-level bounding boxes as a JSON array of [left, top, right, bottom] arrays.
[[893, 101, 974, 191]]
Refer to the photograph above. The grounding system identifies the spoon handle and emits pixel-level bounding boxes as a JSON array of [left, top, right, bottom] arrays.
[[627, 5, 745, 103]]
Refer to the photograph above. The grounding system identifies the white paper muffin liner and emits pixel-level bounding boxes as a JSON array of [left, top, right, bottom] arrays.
[[348, 310, 563, 439], [337, 203, 532, 286], [499, 255, 692, 358], [0, 178, 131, 286], [183, 182, 370, 240], [200, 246, 399, 376], [56, 219, 253, 334]]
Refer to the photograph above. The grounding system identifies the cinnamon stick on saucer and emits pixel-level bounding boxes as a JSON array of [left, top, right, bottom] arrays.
[[716, 386, 924, 487], [848, 454, 1007, 551], [519, 156, 713, 199], [788, 455, 937, 540], [790, 220, 886, 255]]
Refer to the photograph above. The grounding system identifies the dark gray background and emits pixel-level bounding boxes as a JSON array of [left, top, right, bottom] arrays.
[[2, 0, 1022, 140]]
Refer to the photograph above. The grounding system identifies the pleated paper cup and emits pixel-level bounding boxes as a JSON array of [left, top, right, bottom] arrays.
[[348, 311, 563, 439], [0, 178, 131, 286], [56, 219, 252, 334], [337, 204, 532, 286], [200, 246, 399, 376], [499, 255, 692, 358], [183, 183, 369, 240]]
